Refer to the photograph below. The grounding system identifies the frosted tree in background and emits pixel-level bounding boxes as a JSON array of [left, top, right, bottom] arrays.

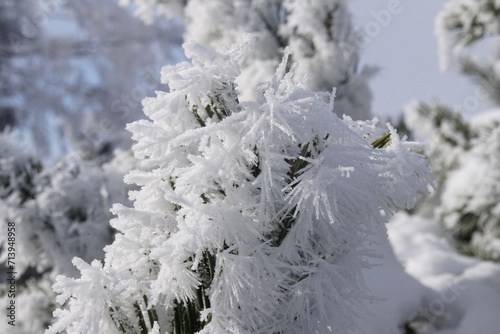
[[30, 152, 134, 276], [0, 131, 49, 334], [1, 1, 180, 332], [404, 101, 471, 183], [122, 0, 376, 120], [406, 99, 500, 260], [0, 0, 35, 132], [0, 131, 42, 278], [438, 119, 500, 260], [436, 0, 500, 102], [404, 0, 500, 260], [46, 40, 431, 334], [0, 131, 135, 333], [436, 0, 500, 63], [0, 0, 182, 159]]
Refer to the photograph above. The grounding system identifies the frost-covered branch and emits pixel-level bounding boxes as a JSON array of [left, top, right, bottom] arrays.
[[46, 40, 432, 334], [0, 131, 135, 334], [436, 0, 500, 70]]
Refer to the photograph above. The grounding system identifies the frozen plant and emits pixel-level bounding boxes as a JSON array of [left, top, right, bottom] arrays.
[[404, 0, 500, 262], [0, 131, 42, 276], [0, 0, 182, 158], [0, 131, 135, 334], [1, 147, 134, 279], [436, 0, 500, 105], [437, 116, 500, 261], [404, 100, 472, 183], [404, 98, 500, 261], [436, 0, 500, 70], [33, 152, 134, 277], [46, 40, 431, 334]]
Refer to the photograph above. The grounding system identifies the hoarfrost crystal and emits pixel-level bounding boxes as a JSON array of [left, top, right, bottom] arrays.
[[47, 40, 432, 334]]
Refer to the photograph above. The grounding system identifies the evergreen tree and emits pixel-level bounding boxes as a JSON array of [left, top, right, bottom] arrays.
[[0, 131, 134, 334], [405, 0, 500, 261], [0, 131, 42, 276], [404, 99, 500, 262], [436, 0, 500, 70], [46, 40, 431, 334], [0, 0, 182, 158], [0, 0, 36, 134], [438, 119, 500, 261], [0, 131, 46, 334], [436, 0, 500, 102], [1, 1, 180, 332]]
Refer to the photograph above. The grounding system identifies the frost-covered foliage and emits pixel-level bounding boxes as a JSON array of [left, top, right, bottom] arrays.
[[404, 0, 500, 262], [436, 0, 500, 104], [438, 113, 500, 261], [0, 131, 41, 205], [0, 132, 46, 334], [405, 100, 500, 261], [0, 131, 42, 277], [404, 100, 472, 178], [31, 152, 134, 276], [122, 0, 375, 120], [436, 0, 500, 70], [0, 275, 56, 334], [1, 149, 133, 277], [0, 0, 182, 158], [458, 50, 500, 105], [46, 41, 431, 334], [0, 131, 134, 334]]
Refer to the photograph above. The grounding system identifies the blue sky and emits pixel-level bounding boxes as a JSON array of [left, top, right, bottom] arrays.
[[350, 0, 490, 119]]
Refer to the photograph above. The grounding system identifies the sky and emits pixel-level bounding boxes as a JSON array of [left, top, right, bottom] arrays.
[[350, 0, 491, 120]]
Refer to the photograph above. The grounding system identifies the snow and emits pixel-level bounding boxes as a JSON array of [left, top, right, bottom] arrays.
[[362, 228, 433, 334], [386, 212, 500, 333]]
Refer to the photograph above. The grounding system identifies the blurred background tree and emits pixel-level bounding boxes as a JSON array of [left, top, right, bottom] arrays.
[[0, 0, 182, 160], [122, 0, 377, 120], [1, 1, 180, 332], [405, 0, 500, 261]]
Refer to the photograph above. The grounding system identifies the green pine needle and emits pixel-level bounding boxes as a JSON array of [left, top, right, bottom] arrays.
[[371, 132, 391, 149]]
